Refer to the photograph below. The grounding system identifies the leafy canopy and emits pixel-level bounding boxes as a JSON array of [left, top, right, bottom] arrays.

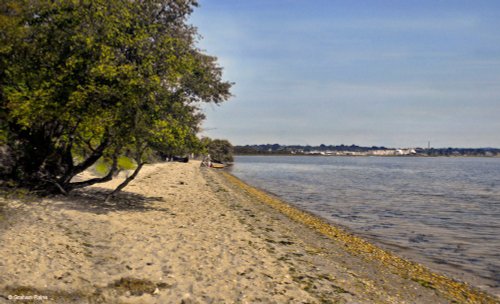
[[0, 0, 232, 193], [203, 138, 234, 163]]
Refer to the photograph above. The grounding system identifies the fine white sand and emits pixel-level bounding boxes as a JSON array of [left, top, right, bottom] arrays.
[[0, 161, 496, 303]]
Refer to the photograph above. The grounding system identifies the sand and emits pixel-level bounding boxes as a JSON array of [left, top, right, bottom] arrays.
[[0, 161, 497, 303]]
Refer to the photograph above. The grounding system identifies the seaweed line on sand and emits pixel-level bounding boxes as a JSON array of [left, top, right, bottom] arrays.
[[220, 171, 499, 304]]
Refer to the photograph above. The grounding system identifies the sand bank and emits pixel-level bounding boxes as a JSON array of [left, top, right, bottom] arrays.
[[0, 161, 497, 303]]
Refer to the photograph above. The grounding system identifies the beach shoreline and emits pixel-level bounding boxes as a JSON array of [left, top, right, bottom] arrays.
[[0, 161, 498, 303], [217, 170, 499, 303]]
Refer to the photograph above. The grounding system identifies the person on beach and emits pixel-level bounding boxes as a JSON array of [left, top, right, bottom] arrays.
[[201, 154, 212, 167]]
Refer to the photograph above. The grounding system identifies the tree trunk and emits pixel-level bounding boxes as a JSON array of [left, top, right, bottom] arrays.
[[105, 162, 145, 202], [58, 136, 111, 186], [65, 152, 119, 192]]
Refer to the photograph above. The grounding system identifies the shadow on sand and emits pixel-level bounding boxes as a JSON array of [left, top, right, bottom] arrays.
[[53, 188, 169, 215]]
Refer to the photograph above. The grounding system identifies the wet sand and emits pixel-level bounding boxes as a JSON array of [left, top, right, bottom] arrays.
[[0, 161, 497, 303]]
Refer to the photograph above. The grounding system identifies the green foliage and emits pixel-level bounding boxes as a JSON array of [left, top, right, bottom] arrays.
[[94, 161, 110, 176], [92, 153, 138, 176], [204, 138, 234, 163], [118, 156, 136, 171], [0, 0, 231, 193]]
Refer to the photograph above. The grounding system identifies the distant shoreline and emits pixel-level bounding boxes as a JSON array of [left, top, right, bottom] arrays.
[[234, 144, 500, 157], [234, 153, 500, 158]]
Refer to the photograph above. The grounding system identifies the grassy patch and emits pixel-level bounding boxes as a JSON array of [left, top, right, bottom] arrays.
[[94, 161, 109, 176], [94, 156, 137, 176], [1, 186, 30, 200], [111, 277, 157, 296], [117, 156, 136, 170]]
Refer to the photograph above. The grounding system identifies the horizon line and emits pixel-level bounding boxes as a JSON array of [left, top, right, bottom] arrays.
[[233, 143, 500, 150]]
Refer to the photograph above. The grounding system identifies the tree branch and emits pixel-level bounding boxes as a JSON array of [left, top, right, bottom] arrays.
[[105, 142, 148, 202], [58, 136, 110, 185], [71, 136, 110, 175], [65, 151, 118, 191], [41, 178, 68, 196], [105, 162, 145, 202]]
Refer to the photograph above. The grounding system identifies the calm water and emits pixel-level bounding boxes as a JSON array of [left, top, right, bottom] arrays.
[[230, 156, 500, 295]]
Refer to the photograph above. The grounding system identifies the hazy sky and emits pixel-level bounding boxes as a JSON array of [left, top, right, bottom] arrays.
[[190, 0, 500, 148]]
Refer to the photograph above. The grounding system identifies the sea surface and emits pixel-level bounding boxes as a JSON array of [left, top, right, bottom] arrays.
[[230, 156, 500, 295]]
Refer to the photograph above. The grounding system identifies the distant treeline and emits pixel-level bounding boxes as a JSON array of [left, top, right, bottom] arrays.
[[416, 148, 500, 157], [234, 144, 500, 157], [235, 144, 389, 154]]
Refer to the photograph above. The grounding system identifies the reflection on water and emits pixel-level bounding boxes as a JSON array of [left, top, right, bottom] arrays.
[[231, 156, 500, 295]]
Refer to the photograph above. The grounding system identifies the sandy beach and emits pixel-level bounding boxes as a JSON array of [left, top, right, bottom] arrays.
[[0, 161, 497, 303]]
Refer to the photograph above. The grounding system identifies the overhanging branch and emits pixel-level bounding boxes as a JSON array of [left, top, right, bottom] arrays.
[[66, 151, 118, 191]]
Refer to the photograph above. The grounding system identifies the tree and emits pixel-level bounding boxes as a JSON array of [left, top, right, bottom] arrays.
[[0, 0, 232, 194], [204, 138, 234, 163]]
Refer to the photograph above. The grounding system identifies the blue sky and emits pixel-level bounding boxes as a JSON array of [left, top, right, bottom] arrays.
[[190, 0, 500, 148]]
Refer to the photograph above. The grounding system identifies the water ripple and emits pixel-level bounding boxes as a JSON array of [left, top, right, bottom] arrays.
[[231, 156, 500, 295]]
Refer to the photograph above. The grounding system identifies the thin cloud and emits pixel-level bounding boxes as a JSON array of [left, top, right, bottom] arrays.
[[192, 0, 500, 148]]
